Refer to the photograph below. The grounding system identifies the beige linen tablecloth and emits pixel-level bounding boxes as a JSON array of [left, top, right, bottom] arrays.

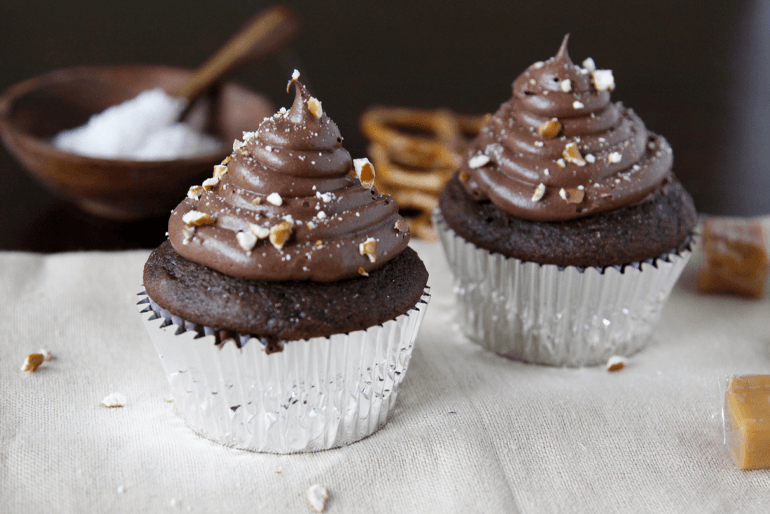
[[2, 237, 770, 514]]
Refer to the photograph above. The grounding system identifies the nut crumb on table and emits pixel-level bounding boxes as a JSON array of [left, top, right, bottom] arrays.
[[101, 392, 127, 408], [21, 353, 44, 372], [307, 484, 329, 512]]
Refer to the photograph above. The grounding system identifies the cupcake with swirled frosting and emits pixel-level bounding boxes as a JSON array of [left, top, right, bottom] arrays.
[[435, 35, 696, 366], [137, 72, 430, 453]]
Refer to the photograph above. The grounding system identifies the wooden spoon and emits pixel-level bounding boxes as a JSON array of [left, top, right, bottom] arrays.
[[174, 5, 299, 103]]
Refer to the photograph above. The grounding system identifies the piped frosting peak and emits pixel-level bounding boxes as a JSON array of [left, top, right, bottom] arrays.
[[168, 72, 410, 282]]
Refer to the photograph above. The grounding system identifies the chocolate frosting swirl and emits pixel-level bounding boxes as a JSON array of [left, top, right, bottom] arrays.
[[168, 75, 410, 282], [460, 35, 673, 222]]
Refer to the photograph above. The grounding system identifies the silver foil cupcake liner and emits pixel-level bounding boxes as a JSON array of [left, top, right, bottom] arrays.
[[136, 288, 430, 453], [434, 208, 691, 367]]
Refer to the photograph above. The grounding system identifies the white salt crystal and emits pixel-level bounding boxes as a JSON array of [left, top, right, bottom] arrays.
[[52, 88, 221, 160]]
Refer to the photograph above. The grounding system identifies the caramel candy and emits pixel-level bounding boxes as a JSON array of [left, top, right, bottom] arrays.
[[725, 375, 770, 470], [698, 219, 769, 298]]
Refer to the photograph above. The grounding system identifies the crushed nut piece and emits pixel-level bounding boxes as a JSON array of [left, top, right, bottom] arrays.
[[559, 188, 585, 204], [308, 97, 323, 118], [269, 221, 293, 250], [359, 237, 377, 263], [468, 154, 491, 169], [101, 392, 126, 408], [182, 225, 195, 245], [21, 353, 44, 372], [213, 165, 228, 179], [531, 61, 545, 69], [357, 267, 369, 277], [266, 192, 283, 206], [606, 355, 627, 372], [592, 70, 615, 92], [532, 183, 546, 202], [40, 349, 52, 361], [187, 185, 205, 199], [562, 142, 586, 166], [573, 100, 585, 109], [559, 79, 572, 92], [202, 177, 219, 190], [236, 231, 257, 251], [538, 119, 562, 139], [608, 152, 622, 163], [306, 484, 329, 513], [353, 158, 376, 189], [182, 211, 215, 227], [233, 139, 244, 151], [582, 57, 596, 73], [585, 153, 596, 163], [459, 171, 470, 182], [221, 156, 232, 165], [556, 158, 566, 167], [306, 221, 316, 230], [252, 197, 262, 205], [316, 240, 323, 246], [249, 223, 270, 239], [395, 219, 410, 232]]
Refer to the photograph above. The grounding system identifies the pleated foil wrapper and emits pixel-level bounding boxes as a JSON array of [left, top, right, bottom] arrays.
[[136, 288, 430, 453], [434, 208, 692, 367]]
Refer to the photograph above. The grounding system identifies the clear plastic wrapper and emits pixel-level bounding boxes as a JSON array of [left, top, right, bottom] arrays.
[[434, 208, 691, 366], [721, 374, 770, 470], [136, 288, 430, 453]]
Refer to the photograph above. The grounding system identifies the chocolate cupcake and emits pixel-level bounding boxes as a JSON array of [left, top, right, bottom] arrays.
[[138, 72, 430, 452], [435, 36, 696, 366]]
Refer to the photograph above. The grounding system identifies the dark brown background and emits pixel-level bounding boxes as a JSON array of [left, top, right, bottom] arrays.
[[1, 0, 768, 252]]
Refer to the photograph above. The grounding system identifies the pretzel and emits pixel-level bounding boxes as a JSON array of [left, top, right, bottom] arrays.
[[360, 107, 488, 239]]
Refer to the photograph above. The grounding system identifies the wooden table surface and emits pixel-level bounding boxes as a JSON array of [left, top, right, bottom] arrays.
[[1, 0, 767, 252]]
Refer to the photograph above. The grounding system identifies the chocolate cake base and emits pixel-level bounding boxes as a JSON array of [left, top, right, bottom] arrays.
[[439, 173, 697, 268], [143, 240, 429, 343]]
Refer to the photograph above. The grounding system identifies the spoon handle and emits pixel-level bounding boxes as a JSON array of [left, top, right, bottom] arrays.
[[175, 5, 298, 102]]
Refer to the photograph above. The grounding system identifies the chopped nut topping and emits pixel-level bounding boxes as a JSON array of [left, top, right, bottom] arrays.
[[202, 177, 219, 190], [248, 223, 270, 239], [269, 221, 293, 250], [572, 100, 585, 110], [534, 141, 544, 148], [562, 142, 586, 166], [317, 211, 327, 219], [559, 79, 572, 92], [582, 57, 596, 73], [357, 267, 369, 277], [585, 154, 596, 163], [101, 392, 126, 408], [307, 484, 329, 513], [468, 154, 491, 169], [221, 156, 232, 165], [266, 192, 283, 206], [187, 185, 205, 199], [606, 355, 627, 372], [459, 171, 470, 182], [559, 188, 585, 203], [353, 158, 376, 189], [608, 152, 622, 163], [182, 210, 215, 227], [21, 353, 44, 372], [395, 219, 410, 232], [306, 221, 316, 230], [233, 139, 244, 151], [359, 237, 377, 263], [556, 158, 566, 168], [182, 225, 195, 245], [316, 240, 323, 246], [213, 165, 228, 179], [532, 183, 546, 202], [538, 118, 562, 139], [236, 231, 257, 251], [308, 97, 323, 118], [592, 70, 615, 92], [252, 197, 262, 205]]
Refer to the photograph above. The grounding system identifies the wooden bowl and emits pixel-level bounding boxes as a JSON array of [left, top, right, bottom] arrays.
[[0, 65, 274, 220]]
